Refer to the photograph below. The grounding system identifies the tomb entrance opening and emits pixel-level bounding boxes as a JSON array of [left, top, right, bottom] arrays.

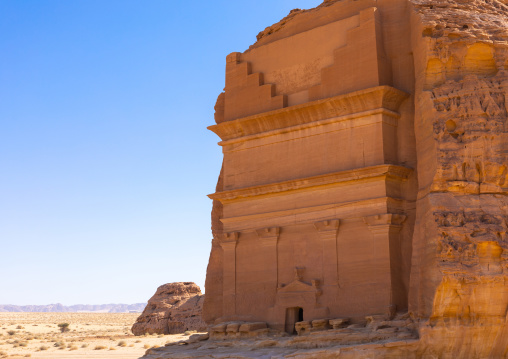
[[284, 307, 303, 334]]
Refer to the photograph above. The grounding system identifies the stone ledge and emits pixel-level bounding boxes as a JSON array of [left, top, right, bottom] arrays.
[[208, 85, 409, 142], [209, 164, 412, 203]]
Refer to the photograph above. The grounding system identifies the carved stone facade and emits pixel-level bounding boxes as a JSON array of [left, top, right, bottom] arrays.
[[199, 0, 508, 356], [205, 4, 417, 333]]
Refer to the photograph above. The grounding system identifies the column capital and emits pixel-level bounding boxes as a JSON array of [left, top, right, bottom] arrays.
[[363, 213, 406, 234], [314, 219, 340, 233], [220, 232, 239, 248], [255, 227, 280, 241]]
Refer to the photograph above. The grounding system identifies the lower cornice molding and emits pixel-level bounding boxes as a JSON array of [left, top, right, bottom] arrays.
[[209, 164, 412, 203]]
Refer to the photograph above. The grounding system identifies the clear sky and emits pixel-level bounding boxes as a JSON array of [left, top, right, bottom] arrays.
[[0, 0, 323, 306]]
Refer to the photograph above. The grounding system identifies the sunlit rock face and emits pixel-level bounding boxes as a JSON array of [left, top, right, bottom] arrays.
[[406, 0, 508, 355], [200, 0, 508, 357]]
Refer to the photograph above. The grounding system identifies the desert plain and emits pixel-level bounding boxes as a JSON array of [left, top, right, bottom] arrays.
[[0, 312, 193, 359]]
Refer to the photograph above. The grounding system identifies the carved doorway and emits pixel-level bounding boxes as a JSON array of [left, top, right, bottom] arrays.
[[285, 307, 303, 334]]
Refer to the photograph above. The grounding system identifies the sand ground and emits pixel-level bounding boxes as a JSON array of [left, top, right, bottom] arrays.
[[0, 312, 190, 359]]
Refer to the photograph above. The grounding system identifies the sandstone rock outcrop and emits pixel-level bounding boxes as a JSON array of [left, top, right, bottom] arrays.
[[145, 0, 508, 357], [132, 282, 206, 335]]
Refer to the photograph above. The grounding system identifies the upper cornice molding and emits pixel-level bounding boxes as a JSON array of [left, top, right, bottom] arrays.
[[208, 86, 408, 142]]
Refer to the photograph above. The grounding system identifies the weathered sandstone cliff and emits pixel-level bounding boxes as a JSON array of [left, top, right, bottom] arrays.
[[132, 282, 206, 335], [406, 0, 508, 355]]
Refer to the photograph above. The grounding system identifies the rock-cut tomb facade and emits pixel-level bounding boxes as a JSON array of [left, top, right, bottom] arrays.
[[203, 0, 508, 354]]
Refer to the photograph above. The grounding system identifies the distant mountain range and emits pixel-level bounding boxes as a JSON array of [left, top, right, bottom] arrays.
[[0, 303, 146, 313]]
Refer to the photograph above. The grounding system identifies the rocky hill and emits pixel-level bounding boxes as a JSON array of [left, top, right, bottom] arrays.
[[132, 282, 206, 335]]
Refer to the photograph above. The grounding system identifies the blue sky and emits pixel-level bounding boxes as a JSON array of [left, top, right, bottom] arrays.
[[0, 0, 322, 305]]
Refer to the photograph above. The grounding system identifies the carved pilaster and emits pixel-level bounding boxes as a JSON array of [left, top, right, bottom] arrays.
[[314, 219, 340, 287], [363, 213, 407, 312], [256, 227, 280, 292], [220, 232, 239, 318]]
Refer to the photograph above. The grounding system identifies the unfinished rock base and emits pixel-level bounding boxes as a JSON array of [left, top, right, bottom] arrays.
[[142, 313, 508, 358]]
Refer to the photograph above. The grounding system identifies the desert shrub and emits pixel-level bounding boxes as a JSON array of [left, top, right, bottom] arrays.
[[16, 325, 24, 329], [129, 344, 134, 347], [135, 339, 141, 343], [158, 334, 164, 338], [0, 351, 7, 358], [25, 355, 31, 357], [7, 330, 15, 336], [19, 341, 28, 347], [69, 345, 78, 351], [57, 323, 70, 333], [81, 343, 88, 348], [94, 345, 107, 350], [117, 340, 126, 347], [143, 344, 150, 349], [54, 341, 65, 347], [39, 345, 49, 351], [109, 346, 116, 350]]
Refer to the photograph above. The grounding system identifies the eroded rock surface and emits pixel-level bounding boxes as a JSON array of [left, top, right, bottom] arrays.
[[132, 282, 206, 335]]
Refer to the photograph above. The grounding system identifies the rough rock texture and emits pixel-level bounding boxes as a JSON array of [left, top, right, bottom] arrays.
[[146, 0, 508, 357], [407, 0, 508, 355], [132, 282, 206, 335]]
